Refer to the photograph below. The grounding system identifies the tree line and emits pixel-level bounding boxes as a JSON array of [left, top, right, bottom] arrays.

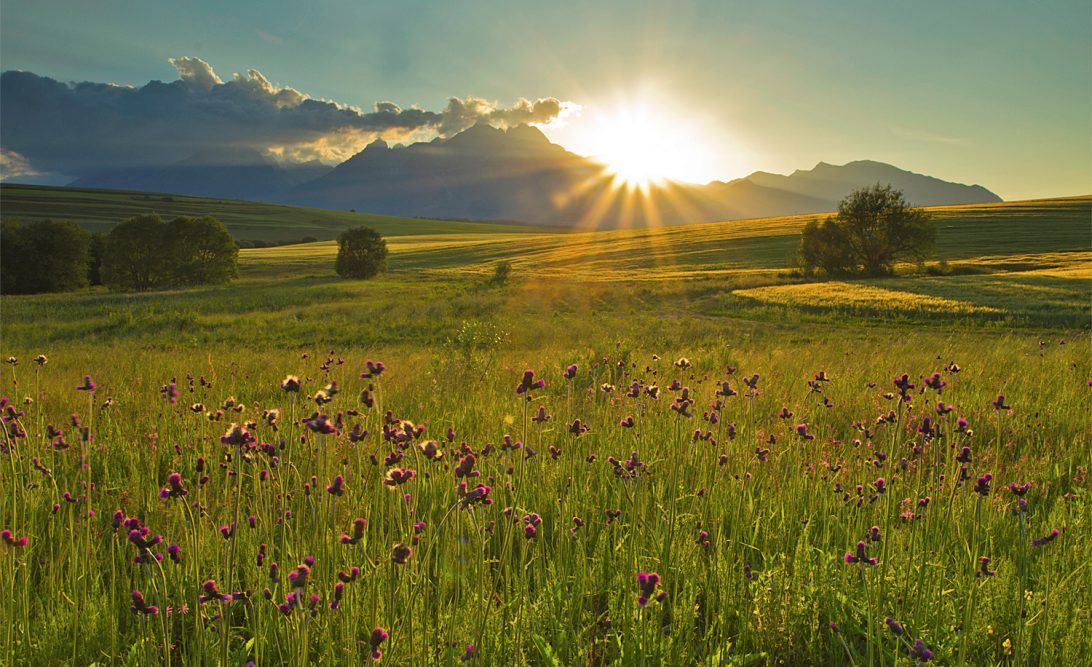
[[1, 213, 238, 294]]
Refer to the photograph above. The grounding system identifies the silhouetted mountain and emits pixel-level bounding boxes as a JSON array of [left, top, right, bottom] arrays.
[[285, 125, 1000, 226], [72, 147, 332, 201], [66, 124, 1001, 226], [733, 160, 1001, 208]]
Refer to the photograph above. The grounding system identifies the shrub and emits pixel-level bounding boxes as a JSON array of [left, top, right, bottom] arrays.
[[335, 226, 388, 279], [164, 215, 238, 286], [799, 184, 935, 276], [0, 218, 92, 294]]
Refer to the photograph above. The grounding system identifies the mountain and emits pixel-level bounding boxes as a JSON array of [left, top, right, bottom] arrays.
[[285, 124, 1001, 226], [64, 124, 1000, 226], [734, 160, 1001, 208], [71, 146, 332, 201]]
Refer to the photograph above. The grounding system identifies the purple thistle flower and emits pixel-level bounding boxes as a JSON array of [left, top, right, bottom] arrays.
[[515, 369, 546, 395], [0, 529, 28, 548], [370, 627, 389, 660], [130, 589, 158, 615], [361, 360, 386, 379], [383, 467, 416, 487], [76, 375, 97, 392], [974, 474, 992, 497], [884, 617, 904, 636], [977, 556, 996, 577], [391, 543, 414, 564], [1031, 528, 1060, 548], [635, 571, 664, 606], [326, 474, 345, 496], [563, 364, 578, 380], [910, 639, 933, 662]]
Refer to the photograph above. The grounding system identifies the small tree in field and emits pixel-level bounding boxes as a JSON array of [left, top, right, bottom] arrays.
[[0, 219, 92, 294], [799, 184, 935, 276], [336, 226, 388, 279]]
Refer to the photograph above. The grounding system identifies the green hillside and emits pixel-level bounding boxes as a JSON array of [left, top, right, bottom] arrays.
[[0, 183, 551, 241]]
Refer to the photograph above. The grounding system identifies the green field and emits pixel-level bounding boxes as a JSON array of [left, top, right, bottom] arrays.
[[0, 191, 1089, 665], [0, 184, 550, 242]]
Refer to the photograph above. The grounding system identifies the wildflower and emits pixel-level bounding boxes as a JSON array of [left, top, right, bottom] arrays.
[[412, 439, 442, 462], [619, 415, 635, 428], [454, 454, 480, 479], [563, 364, 578, 380], [220, 423, 255, 447], [33, 355, 47, 366], [531, 406, 551, 424], [280, 375, 301, 392], [1008, 481, 1033, 497], [936, 401, 953, 415], [199, 579, 222, 604], [288, 564, 311, 588], [778, 406, 793, 420], [874, 477, 886, 494], [458, 483, 492, 508], [910, 639, 933, 661], [391, 543, 413, 564], [795, 423, 815, 441], [369, 627, 389, 660], [76, 375, 97, 392], [977, 556, 996, 577], [844, 541, 877, 566], [635, 571, 666, 606], [991, 394, 1010, 410], [974, 474, 992, 497], [674, 357, 691, 369], [893, 373, 915, 398], [130, 589, 158, 615], [326, 474, 346, 497], [884, 617, 904, 636], [361, 360, 386, 379], [956, 446, 972, 463], [924, 373, 947, 392], [604, 508, 622, 524], [159, 382, 180, 405], [568, 419, 590, 436], [383, 467, 416, 487], [1031, 528, 1059, 548], [159, 472, 187, 500], [0, 529, 28, 548], [515, 369, 546, 396], [302, 412, 337, 435]]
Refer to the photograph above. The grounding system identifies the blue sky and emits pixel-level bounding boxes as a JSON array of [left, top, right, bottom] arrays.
[[2, 0, 1089, 199]]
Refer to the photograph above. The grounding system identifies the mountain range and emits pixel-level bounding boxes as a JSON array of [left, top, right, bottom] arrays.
[[66, 123, 1001, 227]]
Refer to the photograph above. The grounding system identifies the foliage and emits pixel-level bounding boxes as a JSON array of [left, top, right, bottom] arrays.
[[101, 213, 170, 291], [0, 218, 92, 294], [799, 184, 936, 276], [87, 232, 107, 286], [163, 215, 238, 286], [491, 260, 512, 284], [335, 225, 388, 279], [100, 213, 238, 291]]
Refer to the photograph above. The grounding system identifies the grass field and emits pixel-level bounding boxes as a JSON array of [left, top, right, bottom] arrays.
[[0, 191, 1089, 665], [0, 184, 550, 242]]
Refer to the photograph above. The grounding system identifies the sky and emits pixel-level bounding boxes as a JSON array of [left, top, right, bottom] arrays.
[[1, 0, 1089, 200]]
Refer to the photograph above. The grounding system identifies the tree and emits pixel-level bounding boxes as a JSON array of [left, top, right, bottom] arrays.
[[101, 213, 169, 291], [335, 226, 388, 279], [164, 215, 238, 286], [798, 184, 936, 276], [0, 219, 92, 294], [88, 232, 107, 286]]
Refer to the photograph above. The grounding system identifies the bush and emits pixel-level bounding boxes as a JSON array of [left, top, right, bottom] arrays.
[[1, 219, 92, 294], [799, 184, 935, 276], [101, 213, 238, 291], [491, 260, 512, 285], [164, 215, 238, 286], [335, 226, 388, 279]]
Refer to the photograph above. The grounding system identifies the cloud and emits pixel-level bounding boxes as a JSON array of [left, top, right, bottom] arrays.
[[0, 57, 570, 178]]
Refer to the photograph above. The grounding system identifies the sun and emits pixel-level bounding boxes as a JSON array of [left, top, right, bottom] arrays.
[[581, 105, 714, 190]]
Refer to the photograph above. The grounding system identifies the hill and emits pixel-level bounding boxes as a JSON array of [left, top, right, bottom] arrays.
[[285, 123, 1002, 226], [0, 183, 553, 242]]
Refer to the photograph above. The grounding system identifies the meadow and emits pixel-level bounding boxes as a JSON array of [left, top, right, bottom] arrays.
[[0, 193, 1089, 665]]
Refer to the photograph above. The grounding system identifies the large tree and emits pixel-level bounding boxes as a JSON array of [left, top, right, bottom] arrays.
[[799, 184, 936, 276], [164, 215, 238, 286], [335, 226, 388, 279], [101, 213, 169, 291]]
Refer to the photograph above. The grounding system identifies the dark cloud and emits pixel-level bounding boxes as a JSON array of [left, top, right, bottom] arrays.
[[0, 57, 570, 178]]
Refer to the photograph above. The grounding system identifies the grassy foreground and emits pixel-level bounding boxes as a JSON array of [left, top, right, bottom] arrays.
[[0, 194, 1089, 665]]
